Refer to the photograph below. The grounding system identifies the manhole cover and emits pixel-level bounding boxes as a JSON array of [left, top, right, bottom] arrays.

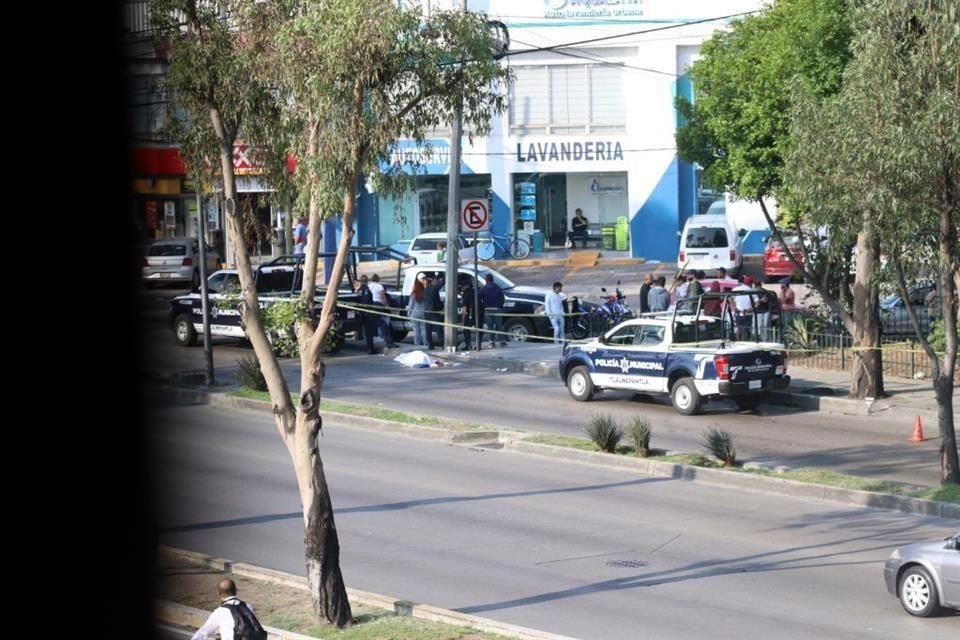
[[606, 559, 648, 568]]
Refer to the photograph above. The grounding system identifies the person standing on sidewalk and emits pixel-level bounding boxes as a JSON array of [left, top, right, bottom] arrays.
[[647, 276, 669, 312], [407, 274, 429, 347], [639, 273, 653, 314], [543, 281, 566, 344], [367, 274, 396, 348], [424, 273, 444, 349], [191, 578, 267, 640], [356, 274, 377, 354], [293, 217, 307, 255], [459, 276, 479, 350], [479, 273, 506, 347]]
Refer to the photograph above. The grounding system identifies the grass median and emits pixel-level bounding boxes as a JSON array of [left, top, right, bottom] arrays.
[[157, 549, 503, 639], [229, 388, 488, 431], [523, 434, 960, 503], [225, 388, 958, 504]]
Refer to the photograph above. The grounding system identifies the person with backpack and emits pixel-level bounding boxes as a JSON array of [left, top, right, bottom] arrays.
[[356, 274, 377, 354], [191, 577, 267, 640]]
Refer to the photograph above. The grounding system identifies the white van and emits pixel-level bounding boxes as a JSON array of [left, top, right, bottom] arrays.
[[677, 213, 744, 276]]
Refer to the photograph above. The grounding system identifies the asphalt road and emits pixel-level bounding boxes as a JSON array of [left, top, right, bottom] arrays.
[[139, 284, 945, 488], [150, 400, 958, 640]]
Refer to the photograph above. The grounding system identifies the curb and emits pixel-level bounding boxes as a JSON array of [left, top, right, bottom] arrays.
[[158, 546, 579, 640], [152, 385, 959, 521]]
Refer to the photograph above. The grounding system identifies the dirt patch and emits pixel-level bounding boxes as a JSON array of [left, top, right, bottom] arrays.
[[155, 549, 500, 639]]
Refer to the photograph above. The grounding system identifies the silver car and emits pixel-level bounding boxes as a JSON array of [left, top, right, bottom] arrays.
[[884, 531, 960, 616], [879, 283, 933, 337], [142, 237, 221, 289]]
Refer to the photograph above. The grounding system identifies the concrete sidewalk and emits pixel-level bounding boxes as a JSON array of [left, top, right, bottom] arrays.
[[427, 341, 947, 424]]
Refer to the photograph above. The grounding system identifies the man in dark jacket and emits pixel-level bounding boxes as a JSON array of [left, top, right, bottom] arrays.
[[639, 273, 653, 314], [479, 273, 506, 347], [458, 276, 481, 350], [423, 273, 444, 349]]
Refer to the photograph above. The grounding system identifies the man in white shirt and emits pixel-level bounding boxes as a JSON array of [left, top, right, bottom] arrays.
[[543, 281, 566, 344], [733, 275, 756, 340], [367, 273, 397, 348], [191, 578, 264, 640]]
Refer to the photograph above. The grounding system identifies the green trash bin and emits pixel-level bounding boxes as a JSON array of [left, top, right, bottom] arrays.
[[615, 226, 628, 251], [531, 231, 544, 253], [602, 225, 615, 250]]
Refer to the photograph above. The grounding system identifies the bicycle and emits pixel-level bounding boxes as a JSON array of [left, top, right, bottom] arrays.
[[475, 231, 530, 261]]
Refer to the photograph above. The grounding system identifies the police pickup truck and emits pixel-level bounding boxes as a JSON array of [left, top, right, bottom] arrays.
[[397, 263, 555, 342], [169, 246, 413, 352], [559, 291, 790, 414]]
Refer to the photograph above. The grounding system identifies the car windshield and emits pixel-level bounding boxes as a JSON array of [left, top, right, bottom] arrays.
[[412, 238, 443, 251], [880, 292, 901, 307], [148, 243, 187, 257], [685, 227, 728, 249], [768, 234, 801, 249]]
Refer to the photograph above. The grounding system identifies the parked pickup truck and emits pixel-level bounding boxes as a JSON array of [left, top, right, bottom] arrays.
[[169, 246, 415, 352], [558, 292, 791, 414]]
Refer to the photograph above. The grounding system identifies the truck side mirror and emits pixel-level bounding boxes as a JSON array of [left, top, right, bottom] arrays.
[[738, 228, 747, 237]]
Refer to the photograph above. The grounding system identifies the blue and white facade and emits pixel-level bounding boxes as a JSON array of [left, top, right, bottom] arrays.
[[357, 0, 770, 261]]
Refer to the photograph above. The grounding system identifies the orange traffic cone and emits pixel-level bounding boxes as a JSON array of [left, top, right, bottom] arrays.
[[908, 416, 925, 442]]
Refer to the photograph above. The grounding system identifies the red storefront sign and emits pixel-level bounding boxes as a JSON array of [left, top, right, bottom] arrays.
[[132, 146, 296, 177]]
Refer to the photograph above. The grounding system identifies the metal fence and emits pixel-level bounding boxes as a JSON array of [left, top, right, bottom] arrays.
[[772, 328, 952, 380]]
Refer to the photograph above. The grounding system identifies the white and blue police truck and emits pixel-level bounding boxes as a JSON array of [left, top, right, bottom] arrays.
[[558, 291, 791, 415]]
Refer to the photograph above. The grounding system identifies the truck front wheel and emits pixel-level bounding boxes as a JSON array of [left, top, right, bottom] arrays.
[[671, 377, 702, 415], [567, 366, 594, 402]]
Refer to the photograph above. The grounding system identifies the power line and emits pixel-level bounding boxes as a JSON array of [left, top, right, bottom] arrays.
[[510, 37, 679, 77], [505, 9, 758, 57]]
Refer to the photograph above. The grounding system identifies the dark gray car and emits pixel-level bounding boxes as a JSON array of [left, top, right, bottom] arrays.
[[884, 531, 960, 616]]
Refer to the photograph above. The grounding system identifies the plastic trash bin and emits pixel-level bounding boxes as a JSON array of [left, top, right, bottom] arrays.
[[615, 226, 628, 251], [531, 231, 544, 253], [602, 225, 615, 250]]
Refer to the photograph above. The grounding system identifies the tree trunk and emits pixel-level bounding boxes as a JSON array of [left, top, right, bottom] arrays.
[[848, 217, 885, 399], [934, 204, 960, 484], [290, 402, 352, 626]]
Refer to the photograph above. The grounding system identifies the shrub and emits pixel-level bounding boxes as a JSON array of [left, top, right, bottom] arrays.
[[585, 413, 623, 453], [626, 416, 652, 457], [237, 355, 267, 391], [702, 426, 737, 466]]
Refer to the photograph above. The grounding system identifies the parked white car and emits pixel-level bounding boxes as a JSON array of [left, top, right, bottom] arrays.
[[406, 232, 474, 265], [677, 213, 744, 276]]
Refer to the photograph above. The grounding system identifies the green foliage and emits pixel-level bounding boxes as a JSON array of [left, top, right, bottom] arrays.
[[237, 355, 268, 391], [626, 416, 652, 458], [702, 426, 737, 467], [584, 414, 623, 453], [676, 0, 852, 199], [785, 313, 825, 353]]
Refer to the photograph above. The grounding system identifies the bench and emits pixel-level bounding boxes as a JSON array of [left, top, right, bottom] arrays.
[[568, 223, 604, 248]]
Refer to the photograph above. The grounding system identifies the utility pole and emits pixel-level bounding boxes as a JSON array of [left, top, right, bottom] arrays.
[[196, 191, 214, 385], [443, 0, 468, 351]]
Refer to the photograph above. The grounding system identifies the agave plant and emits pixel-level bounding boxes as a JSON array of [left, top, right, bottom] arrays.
[[585, 413, 623, 453], [702, 426, 737, 467], [626, 416, 652, 457]]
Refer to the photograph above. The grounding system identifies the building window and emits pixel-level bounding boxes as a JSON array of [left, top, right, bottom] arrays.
[[510, 64, 625, 135]]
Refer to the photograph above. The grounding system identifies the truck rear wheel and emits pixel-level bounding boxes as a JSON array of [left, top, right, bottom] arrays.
[[671, 377, 702, 415], [174, 314, 198, 347]]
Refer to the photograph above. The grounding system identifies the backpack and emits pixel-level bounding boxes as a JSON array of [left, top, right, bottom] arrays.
[[221, 599, 267, 640], [357, 284, 374, 306]]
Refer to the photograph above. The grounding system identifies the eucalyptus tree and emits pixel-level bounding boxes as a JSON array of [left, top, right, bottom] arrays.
[[155, 0, 512, 625]]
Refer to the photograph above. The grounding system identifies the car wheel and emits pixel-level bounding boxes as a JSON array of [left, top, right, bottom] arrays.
[[174, 314, 198, 347], [191, 269, 201, 290], [898, 565, 940, 617], [391, 329, 409, 344], [503, 318, 533, 342], [671, 377, 702, 415], [567, 366, 594, 402], [734, 394, 765, 411]]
